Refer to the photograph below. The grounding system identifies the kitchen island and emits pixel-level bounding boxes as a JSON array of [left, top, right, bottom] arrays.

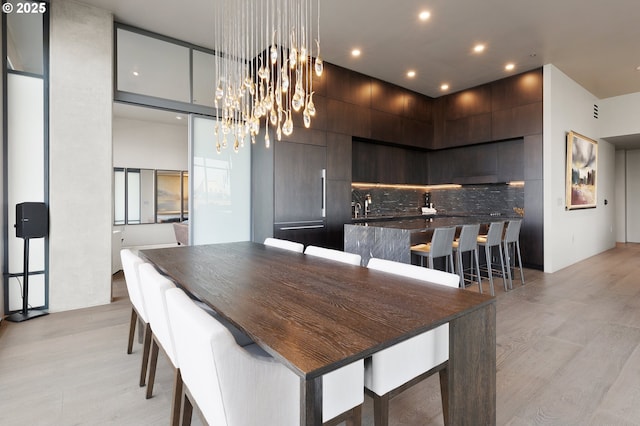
[[345, 215, 517, 266]]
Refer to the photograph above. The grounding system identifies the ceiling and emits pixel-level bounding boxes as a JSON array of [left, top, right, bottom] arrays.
[[88, 0, 640, 147]]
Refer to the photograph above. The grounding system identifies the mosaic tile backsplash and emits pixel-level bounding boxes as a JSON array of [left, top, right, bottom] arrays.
[[352, 184, 524, 218]]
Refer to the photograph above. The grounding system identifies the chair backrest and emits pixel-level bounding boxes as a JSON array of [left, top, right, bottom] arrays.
[[264, 237, 304, 253], [138, 263, 178, 367], [428, 227, 456, 258], [120, 249, 148, 323], [456, 223, 480, 252], [504, 219, 522, 244], [165, 287, 229, 426], [367, 257, 460, 288], [484, 221, 505, 246], [166, 287, 301, 426], [304, 245, 362, 266], [173, 222, 189, 245]]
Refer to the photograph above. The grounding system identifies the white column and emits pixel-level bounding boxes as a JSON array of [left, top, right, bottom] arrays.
[[48, 0, 113, 311]]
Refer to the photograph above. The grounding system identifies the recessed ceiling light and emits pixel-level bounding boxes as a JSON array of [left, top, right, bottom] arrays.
[[176, 116, 183, 120], [351, 49, 361, 57], [419, 11, 431, 21], [440, 83, 450, 91], [636, 65, 640, 71], [407, 70, 416, 78], [132, 71, 139, 76], [473, 44, 485, 53], [505, 63, 515, 71]]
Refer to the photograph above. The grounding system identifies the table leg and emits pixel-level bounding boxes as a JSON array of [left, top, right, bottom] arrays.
[[447, 302, 496, 425], [303, 375, 323, 425]]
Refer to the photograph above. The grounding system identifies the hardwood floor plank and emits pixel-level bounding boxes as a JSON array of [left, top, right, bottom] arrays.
[[1, 245, 640, 425]]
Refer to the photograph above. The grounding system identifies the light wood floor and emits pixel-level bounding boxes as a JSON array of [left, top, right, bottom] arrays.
[[1, 244, 640, 425]]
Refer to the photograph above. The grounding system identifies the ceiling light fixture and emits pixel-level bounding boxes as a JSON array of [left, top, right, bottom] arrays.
[[636, 65, 640, 71], [351, 49, 361, 57], [407, 70, 416, 78], [440, 83, 450, 91], [473, 44, 485, 53], [419, 11, 431, 21], [132, 71, 139, 76], [212, 0, 322, 152], [505, 63, 515, 71]]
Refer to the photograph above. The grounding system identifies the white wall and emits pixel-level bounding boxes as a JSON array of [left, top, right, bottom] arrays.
[[626, 150, 640, 242], [598, 93, 640, 138], [112, 116, 187, 170], [112, 114, 188, 249], [615, 151, 627, 242], [49, 0, 113, 311], [543, 64, 616, 273]]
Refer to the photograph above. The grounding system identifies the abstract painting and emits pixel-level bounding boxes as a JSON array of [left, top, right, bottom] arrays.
[[566, 131, 597, 209]]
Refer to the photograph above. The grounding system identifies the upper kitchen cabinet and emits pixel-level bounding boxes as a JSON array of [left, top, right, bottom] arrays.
[[325, 63, 372, 107], [371, 79, 405, 115], [437, 85, 493, 148], [491, 69, 543, 140]]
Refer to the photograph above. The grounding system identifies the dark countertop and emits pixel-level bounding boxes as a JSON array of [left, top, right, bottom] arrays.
[[349, 214, 520, 232]]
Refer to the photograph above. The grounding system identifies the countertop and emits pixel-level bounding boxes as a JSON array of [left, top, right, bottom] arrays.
[[350, 214, 520, 232]]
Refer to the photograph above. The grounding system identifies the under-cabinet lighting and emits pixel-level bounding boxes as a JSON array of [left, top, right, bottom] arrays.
[[508, 181, 525, 187], [352, 182, 462, 190]]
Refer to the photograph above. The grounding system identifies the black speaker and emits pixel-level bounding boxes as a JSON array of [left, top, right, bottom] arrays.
[[16, 202, 48, 239]]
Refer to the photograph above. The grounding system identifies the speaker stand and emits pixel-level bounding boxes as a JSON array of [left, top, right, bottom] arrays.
[[6, 237, 49, 323]]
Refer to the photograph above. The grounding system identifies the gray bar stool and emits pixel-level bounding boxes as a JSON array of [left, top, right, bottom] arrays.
[[452, 223, 482, 293], [411, 226, 456, 272], [503, 219, 525, 290], [476, 222, 507, 294]]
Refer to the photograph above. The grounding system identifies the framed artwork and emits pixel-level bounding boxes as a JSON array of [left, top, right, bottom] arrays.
[[566, 131, 597, 210]]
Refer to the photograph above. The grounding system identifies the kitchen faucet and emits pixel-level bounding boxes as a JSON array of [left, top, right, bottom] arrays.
[[354, 202, 362, 218], [364, 194, 372, 217]]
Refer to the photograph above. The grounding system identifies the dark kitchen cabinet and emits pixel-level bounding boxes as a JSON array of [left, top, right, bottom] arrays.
[[352, 140, 427, 184], [274, 141, 327, 246]]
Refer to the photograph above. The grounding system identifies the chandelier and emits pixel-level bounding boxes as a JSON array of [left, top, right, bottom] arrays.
[[212, 0, 322, 153]]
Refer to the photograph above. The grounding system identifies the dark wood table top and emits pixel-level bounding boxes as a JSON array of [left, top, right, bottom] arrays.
[[140, 241, 494, 379]]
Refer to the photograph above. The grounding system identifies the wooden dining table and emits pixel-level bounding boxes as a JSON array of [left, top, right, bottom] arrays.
[[140, 241, 496, 425]]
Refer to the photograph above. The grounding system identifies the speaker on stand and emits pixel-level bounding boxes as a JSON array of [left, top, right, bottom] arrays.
[[7, 202, 49, 322]]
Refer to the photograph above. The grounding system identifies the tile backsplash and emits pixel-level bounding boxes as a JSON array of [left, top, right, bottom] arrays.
[[352, 184, 524, 218]]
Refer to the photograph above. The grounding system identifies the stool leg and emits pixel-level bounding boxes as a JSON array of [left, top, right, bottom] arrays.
[[456, 250, 464, 288], [473, 248, 482, 294], [516, 241, 525, 284], [498, 244, 508, 291], [484, 245, 495, 296], [503, 241, 513, 290]]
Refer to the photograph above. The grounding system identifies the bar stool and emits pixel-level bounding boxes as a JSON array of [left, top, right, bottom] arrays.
[[503, 219, 525, 290], [452, 223, 482, 293], [476, 222, 506, 294], [411, 227, 456, 273]]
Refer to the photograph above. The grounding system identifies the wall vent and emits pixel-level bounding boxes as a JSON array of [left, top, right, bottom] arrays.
[[593, 104, 599, 119]]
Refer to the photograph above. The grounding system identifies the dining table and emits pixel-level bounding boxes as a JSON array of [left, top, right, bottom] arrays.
[[140, 241, 496, 425]]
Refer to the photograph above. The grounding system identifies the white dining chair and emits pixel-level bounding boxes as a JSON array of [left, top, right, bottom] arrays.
[[304, 245, 362, 266], [120, 248, 152, 388], [165, 287, 365, 426], [365, 257, 460, 426], [137, 263, 182, 426], [264, 237, 305, 253]]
